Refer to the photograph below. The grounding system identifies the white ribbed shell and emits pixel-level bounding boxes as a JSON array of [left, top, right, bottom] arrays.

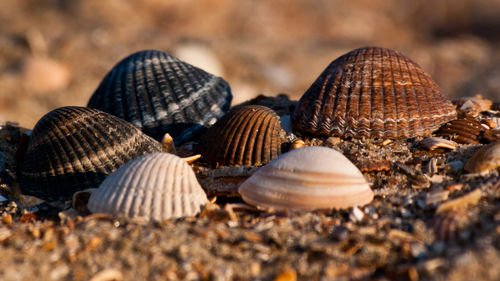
[[238, 146, 373, 210], [88, 153, 208, 221]]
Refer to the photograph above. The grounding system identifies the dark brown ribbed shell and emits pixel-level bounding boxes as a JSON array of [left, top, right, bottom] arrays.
[[436, 117, 486, 145], [88, 50, 232, 145], [198, 105, 283, 167], [292, 47, 456, 139], [19, 106, 162, 201]]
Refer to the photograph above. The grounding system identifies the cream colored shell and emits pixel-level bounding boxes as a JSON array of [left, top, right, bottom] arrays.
[[238, 146, 374, 210], [88, 153, 208, 221]]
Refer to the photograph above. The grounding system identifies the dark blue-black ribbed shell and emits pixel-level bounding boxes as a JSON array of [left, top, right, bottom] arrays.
[[88, 50, 232, 144]]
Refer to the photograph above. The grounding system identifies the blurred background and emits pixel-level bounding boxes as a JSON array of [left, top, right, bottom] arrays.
[[1, 0, 500, 128]]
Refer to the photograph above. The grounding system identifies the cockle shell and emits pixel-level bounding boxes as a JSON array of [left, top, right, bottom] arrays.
[[87, 153, 208, 221], [198, 105, 284, 167], [88, 50, 232, 144], [436, 117, 486, 145], [238, 146, 373, 210], [464, 141, 500, 174], [292, 46, 456, 139], [19, 106, 162, 201]]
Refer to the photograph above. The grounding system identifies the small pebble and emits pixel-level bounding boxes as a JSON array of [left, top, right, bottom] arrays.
[[448, 160, 464, 172], [350, 207, 364, 222], [410, 242, 427, 258], [326, 137, 341, 146], [89, 269, 123, 281], [273, 269, 297, 281]]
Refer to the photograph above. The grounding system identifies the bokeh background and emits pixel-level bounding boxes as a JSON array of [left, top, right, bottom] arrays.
[[1, 0, 500, 128]]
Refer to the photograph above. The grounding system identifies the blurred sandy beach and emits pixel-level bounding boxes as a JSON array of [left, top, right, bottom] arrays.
[[1, 0, 499, 127]]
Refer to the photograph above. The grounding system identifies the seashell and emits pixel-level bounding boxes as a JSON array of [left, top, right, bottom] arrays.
[[436, 189, 482, 213], [357, 160, 391, 172], [419, 137, 457, 151], [198, 105, 284, 167], [436, 117, 486, 144], [161, 133, 176, 154], [238, 146, 374, 210], [87, 153, 208, 221], [88, 50, 232, 145], [290, 139, 306, 150], [453, 95, 492, 117], [481, 118, 498, 129], [430, 209, 471, 242], [291, 46, 456, 139], [464, 141, 500, 174], [19, 106, 162, 201], [483, 129, 500, 142]]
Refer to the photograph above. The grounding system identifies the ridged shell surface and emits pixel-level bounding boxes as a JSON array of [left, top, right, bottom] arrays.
[[292, 47, 456, 139], [88, 50, 233, 144], [20, 106, 162, 201], [436, 117, 485, 145], [198, 105, 283, 167], [87, 153, 208, 221], [238, 146, 373, 210]]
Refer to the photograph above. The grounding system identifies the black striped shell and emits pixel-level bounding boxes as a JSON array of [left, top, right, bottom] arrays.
[[292, 47, 456, 139], [19, 106, 162, 201], [88, 50, 233, 145], [88, 153, 208, 221], [198, 105, 284, 167]]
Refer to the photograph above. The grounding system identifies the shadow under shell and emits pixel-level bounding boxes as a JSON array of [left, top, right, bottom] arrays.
[[292, 46, 457, 139], [88, 49, 233, 145], [19, 106, 162, 201]]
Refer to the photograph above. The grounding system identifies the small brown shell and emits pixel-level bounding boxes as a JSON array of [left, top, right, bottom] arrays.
[[292, 46, 456, 139], [484, 129, 500, 142], [430, 209, 471, 242], [436, 117, 487, 145], [19, 106, 162, 201], [198, 105, 284, 167], [88, 153, 208, 221], [464, 141, 500, 174], [238, 146, 374, 210]]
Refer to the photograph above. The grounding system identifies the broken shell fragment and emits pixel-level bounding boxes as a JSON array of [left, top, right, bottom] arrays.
[[161, 133, 176, 154], [453, 95, 492, 116], [19, 106, 162, 201], [198, 105, 284, 167], [464, 141, 500, 174], [88, 153, 208, 221], [88, 50, 232, 144], [291, 46, 456, 139], [420, 137, 457, 151], [290, 139, 306, 150], [238, 146, 374, 210]]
